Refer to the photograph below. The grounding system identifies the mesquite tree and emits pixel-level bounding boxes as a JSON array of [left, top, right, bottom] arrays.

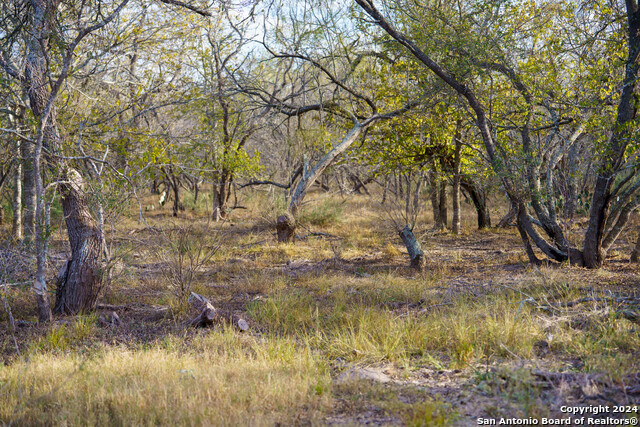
[[0, 0, 211, 319], [355, 0, 639, 268], [238, 0, 423, 242]]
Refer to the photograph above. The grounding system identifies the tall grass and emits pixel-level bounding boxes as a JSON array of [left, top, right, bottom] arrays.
[[1, 330, 329, 425]]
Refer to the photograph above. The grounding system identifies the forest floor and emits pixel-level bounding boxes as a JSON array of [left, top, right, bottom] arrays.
[[1, 189, 639, 426]]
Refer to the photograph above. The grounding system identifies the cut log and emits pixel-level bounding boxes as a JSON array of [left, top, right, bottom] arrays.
[[188, 292, 249, 331], [399, 225, 426, 270], [190, 300, 218, 327]]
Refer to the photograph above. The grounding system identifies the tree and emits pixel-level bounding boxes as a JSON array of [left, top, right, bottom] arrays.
[[354, 0, 639, 268], [193, 14, 265, 220], [237, 0, 422, 241], [0, 0, 211, 319]]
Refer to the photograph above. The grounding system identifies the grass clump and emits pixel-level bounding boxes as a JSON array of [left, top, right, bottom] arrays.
[[299, 199, 345, 227], [248, 285, 546, 366], [28, 314, 98, 353]]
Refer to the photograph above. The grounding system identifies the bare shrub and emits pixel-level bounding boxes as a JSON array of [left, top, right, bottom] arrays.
[[152, 220, 222, 311]]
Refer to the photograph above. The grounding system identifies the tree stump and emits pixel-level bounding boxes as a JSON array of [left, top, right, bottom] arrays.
[[188, 292, 249, 331], [276, 213, 296, 243], [399, 225, 426, 270]]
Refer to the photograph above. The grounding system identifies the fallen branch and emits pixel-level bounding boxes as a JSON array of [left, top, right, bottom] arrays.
[[0, 281, 33, 288], [297, 231, 338, 240], [96, 303, 133, 311]]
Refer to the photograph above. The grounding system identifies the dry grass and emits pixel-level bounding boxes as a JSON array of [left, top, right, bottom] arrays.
[[1, 188, 639, 425], [1, 330, 328, 425]]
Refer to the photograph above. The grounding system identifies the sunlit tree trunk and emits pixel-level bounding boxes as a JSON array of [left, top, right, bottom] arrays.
[[12, 139, 22, 241], [21, 138, 36, 244], [24, 0, 106, 316]]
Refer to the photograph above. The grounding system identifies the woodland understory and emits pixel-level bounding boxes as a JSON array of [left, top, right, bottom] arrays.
[[1, 191, 640, 425], [1, 0, 640, 425]]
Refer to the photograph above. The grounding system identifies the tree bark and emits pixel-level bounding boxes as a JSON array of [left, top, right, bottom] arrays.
[[515, 204, 539, 265], [213, 170, 230, 220], [631, 231, 640, 263], [451, 123, 462, 234], [21, 0, 108, 316], [277, 213, 296, 243], [451, 179, 461, 234], [12, 139, 22, 241], [21, 139, 36, 244], [53, 172, 105, 315], [462, 181, 491, 229], [430, 168, 446, 231], [497, 199, 517, 228], [439, 179, 448, 230], [563, 144, 580, 219], [430, 171, 439, 228], [399, 225, 426, 270], [583, 2, 640, 268]]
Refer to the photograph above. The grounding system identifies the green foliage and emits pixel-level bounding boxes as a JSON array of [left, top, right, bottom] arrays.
[[299, 199, 345, 227], [29, 314, 98, 353]]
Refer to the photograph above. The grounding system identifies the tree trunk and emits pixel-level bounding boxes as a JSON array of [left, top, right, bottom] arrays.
[[21, 139, 36, 244], [321, 174, 331, 192], [451, 124, 462, 234], [563, 144, 579, 219], [439, 179, 448, 230], [582, 3, 640, 269], [193, 178, 200, 203], [397, 172, 404, 199], [430, 169, 445, 231], [162, 167, 182, 217], [34, 201, 52, 322], [382, 175, 388, 204], [631, 231, 640, 263], [212, 183, 220, 221], [212, 171, 231, 221], [172, 179, 180, 217], [12, 140, 22, 241], [276, 213, 296, 243], [497, 199, 517, 228], [23, 0, 106, 316], [399, 225, 426, 270], [515, 203, 540, 265], [53, 172, 105, 314]]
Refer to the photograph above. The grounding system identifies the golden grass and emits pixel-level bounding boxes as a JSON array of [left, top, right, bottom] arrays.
[[1, 330, 329, 426], [248, 287, 547, 366], [2, 189, 640, 424]]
